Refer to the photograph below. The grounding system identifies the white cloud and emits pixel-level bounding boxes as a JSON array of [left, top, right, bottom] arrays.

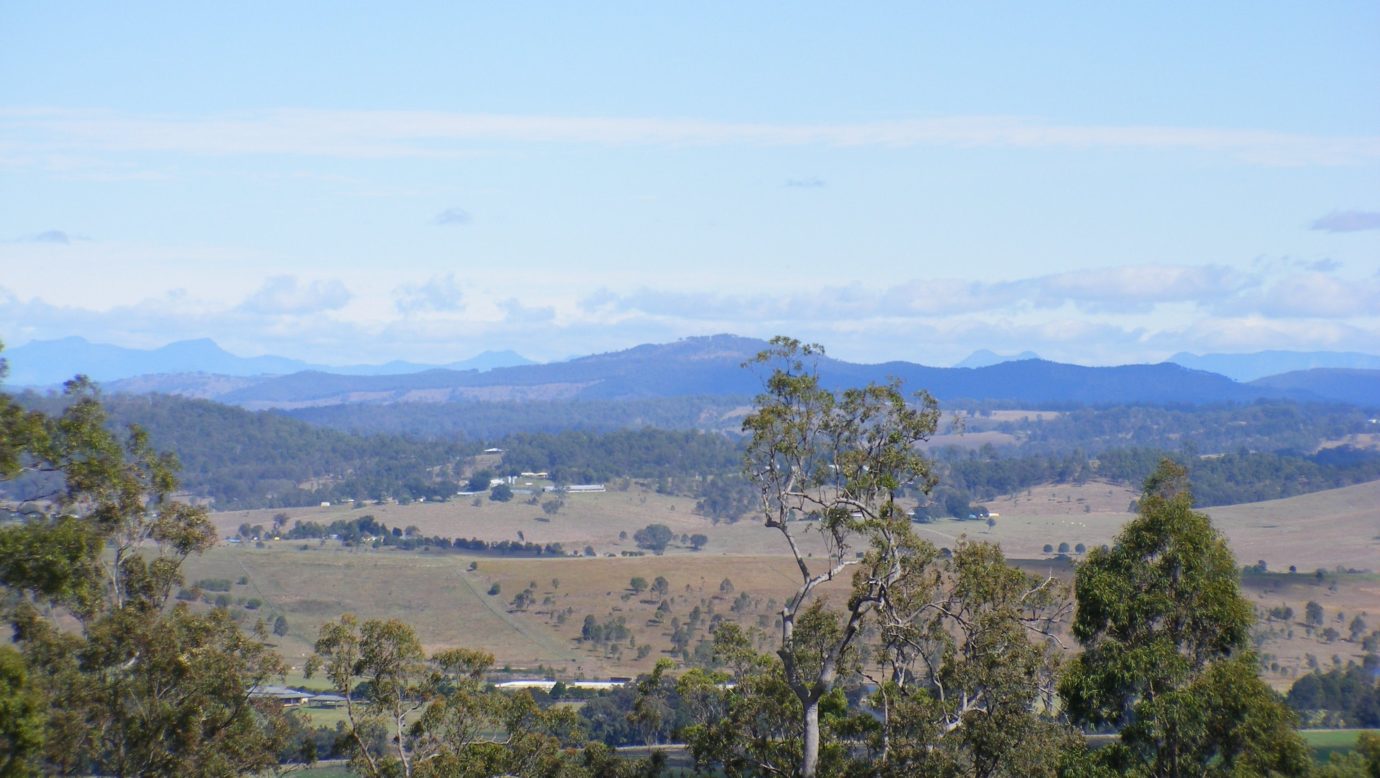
[[4, 256, 1378, 368], [1256, 273, 1380, 318], [499, 298, 556, 324], [393, 274, 464, 314], [237, 275, 352, 315], [5, 107, 1378, 166], [433, 207, 471, 226], [583, 264, 1258, 322], [1311, 210, 1380, 232], [1023, 265, 1251, 313], [1146, 316, 1376, 356]]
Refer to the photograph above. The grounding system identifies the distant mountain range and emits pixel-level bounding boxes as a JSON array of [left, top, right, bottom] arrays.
[[952, 349, 1043, 369], [1249, 369, 1380, 408], [1, 336, 534, 386], [5, 334, 1377, 409], [1168, 350, 1380, 382]]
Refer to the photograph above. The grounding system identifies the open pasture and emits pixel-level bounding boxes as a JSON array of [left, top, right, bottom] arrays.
[[197, 478, 1380, 680], [182, 544, 585, 676], [208, 486, 833, 558], [182, 543, 855, 679], [1205, 479, 1380, 572], [212, 475, 1380, 575], [1239, 570, 1379, 686], [969, 478, 1380, 573], [1301, 729, 1380, 763]]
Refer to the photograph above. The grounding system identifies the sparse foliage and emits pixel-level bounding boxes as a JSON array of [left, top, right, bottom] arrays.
[[308, 614, 591, 777], [733, 336, 1004, 777]]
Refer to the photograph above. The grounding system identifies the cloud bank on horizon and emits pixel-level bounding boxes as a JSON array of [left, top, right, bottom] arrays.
[[0, 3, 1376, 366]]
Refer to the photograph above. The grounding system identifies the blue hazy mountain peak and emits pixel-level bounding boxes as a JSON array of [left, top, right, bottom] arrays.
[[1, 337, 534, 387], [1169, 350, 1380, 382], [953, 349, 1043, 369]]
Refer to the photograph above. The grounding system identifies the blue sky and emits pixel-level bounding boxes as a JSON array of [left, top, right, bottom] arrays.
[[1, 2, 1377, 366]]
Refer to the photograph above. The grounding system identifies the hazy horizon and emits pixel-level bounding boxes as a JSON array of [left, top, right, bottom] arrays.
[[3, 3, 1377, 367]]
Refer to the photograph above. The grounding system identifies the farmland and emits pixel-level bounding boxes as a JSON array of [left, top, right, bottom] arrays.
[[187, 476, 1380, 687]]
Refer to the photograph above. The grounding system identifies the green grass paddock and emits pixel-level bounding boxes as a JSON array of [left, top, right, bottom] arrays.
[[1301, 729, 1379, 762]]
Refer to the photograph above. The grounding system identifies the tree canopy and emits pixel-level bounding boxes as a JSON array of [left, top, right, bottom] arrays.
[[0, 350, 290, 776], [1059, 459, 1312, 776]]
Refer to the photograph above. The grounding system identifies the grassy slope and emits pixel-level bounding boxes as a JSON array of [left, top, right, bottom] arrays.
[[192, 479, 1380, 681]]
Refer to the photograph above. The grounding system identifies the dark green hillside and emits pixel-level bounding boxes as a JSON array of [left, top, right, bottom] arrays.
[[1001, 402, 1373, 455], [1251, 368, 1380, 408], [9, 391, 474, 508], [936, 445, 1380, 510], [285, 394, 751, 437], [498, 428, 743, 484]]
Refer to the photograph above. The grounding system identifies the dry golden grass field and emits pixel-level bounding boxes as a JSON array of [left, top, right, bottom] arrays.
[[208, 487, 835, 558], [1239, 571, 1379, 688], [182, 544, 856, 680], [1204, 480, 1380, 572], [189, 477, 1380, 684]]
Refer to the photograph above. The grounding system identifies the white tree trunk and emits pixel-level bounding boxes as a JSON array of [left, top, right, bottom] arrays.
[[802, 696, 821, 777]]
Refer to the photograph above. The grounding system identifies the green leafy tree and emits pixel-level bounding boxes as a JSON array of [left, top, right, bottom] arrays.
[[678, 624, 825, 776], [307, 614, 593, 777], [651, 576, 670, 597], [629, 577, 649, 595], [466, 469, 494, 493], [0, 646, 43, 776], [1306, 600, 1325, 627], [489, 483, 514, 502], [867, 540, 1076, 776], [307, 615, 490, 777], [0, 355, 291, 777], [1058, 460, 1312, 777], [633, 523, 673, 553]]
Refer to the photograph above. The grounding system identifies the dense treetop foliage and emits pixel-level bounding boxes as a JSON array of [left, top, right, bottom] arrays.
[[1288, 665, 1380, 728], [0, 355, 291, 776], [1060, 460, 1313, 776]]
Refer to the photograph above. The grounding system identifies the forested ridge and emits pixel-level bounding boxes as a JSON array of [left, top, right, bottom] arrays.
[[8, 392, 474, 508], [286, 394, 751, 438], [995, 401, 1374, 455], [936, 444, 1380, 510], [6, 389, 1379, 513]]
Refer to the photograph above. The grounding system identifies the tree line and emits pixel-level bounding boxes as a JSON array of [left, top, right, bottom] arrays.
[[935, 443, 1380, 510], [8, 386, 1377, 515]]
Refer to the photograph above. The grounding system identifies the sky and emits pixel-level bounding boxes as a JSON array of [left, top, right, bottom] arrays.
[[1, 2, 1377, 367]]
